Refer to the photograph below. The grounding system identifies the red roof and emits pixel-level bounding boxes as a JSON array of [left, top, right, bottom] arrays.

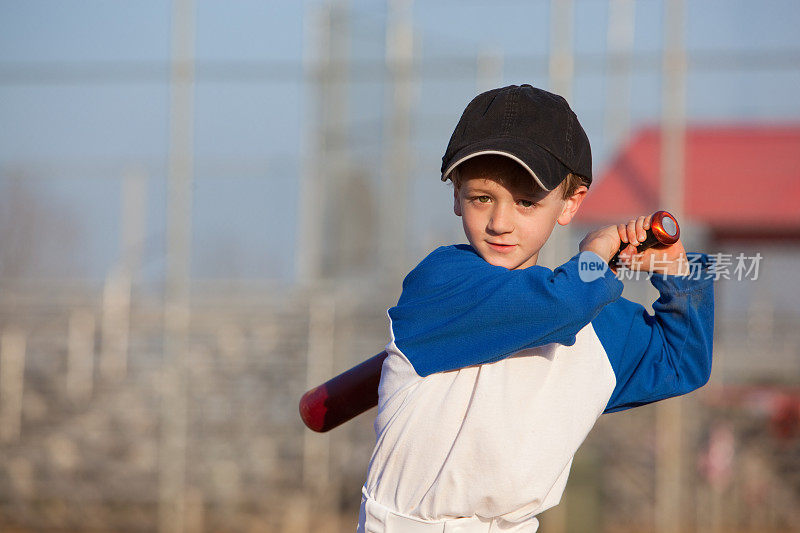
[[576, 125, 800, 237]]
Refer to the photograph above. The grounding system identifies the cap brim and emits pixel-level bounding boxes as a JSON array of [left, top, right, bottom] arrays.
[[441, 138, 571, 191]]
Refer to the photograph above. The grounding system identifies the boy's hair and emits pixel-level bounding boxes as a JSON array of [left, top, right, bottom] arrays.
[[560, 172, 592, 199], [449, 163, 590, 200]]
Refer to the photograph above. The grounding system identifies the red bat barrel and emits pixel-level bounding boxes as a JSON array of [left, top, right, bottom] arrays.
[[299, 210, 681, 432], [299, 351, 388, 432]]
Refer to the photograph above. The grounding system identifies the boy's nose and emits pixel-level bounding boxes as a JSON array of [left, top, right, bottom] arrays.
[[487, 204, 514, 234]]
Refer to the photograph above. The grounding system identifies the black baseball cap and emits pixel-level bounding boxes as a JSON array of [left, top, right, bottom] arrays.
[[441, 84, 592, 191]]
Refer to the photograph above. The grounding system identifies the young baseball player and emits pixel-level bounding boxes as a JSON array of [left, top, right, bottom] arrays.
[[358, 85, 714, 532]]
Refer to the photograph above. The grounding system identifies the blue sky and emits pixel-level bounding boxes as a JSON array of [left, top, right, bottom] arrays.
[[1, 0, 798, 282]]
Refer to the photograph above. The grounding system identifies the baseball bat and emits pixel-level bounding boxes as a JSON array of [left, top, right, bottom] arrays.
[[299, 351, 388, 433], [299, 210, 680, 432]]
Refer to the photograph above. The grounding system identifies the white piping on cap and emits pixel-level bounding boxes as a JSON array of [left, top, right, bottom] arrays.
[[441, 150, 550, 191]]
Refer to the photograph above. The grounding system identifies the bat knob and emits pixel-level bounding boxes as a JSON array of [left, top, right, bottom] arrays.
[[650, 210, 680, 245]]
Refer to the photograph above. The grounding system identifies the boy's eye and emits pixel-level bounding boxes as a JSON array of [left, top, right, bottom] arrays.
[[517, 199, 535, 208], [475, 195, 491, 203]]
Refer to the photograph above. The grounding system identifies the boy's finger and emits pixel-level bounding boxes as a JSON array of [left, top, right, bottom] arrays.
[[636, 215, 647, 242], [627, 219, 639, 245], [644, 214, 652, 230], [617, 223, 628, 243]]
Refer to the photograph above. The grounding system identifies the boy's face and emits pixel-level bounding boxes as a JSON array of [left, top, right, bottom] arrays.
[[453, 156, 586, 270]]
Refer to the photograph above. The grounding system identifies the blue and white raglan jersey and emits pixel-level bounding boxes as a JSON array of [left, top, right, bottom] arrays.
[[362, 244, 714, 529]]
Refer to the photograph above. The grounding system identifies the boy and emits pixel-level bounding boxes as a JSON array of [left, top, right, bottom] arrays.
[[358, 85, 714, 532]]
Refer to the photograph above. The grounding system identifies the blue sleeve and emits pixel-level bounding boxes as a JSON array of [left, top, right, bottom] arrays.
[[388, 245, 624, 376], [593, 253, 715, 413]]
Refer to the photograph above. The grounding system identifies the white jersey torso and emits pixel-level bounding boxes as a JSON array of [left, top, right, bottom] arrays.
[[363, 322, 616, 525]]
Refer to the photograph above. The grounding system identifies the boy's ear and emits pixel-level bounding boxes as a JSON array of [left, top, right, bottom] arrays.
[[557, 185, 588, 226], [453, 187, 462, 217]]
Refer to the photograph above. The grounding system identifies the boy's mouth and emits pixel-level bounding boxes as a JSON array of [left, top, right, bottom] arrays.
[[486, 242, 516, 253]]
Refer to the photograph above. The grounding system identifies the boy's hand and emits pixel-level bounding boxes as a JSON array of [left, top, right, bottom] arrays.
[[579, 225, 622, 265], [580, 215, 688, 276]]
